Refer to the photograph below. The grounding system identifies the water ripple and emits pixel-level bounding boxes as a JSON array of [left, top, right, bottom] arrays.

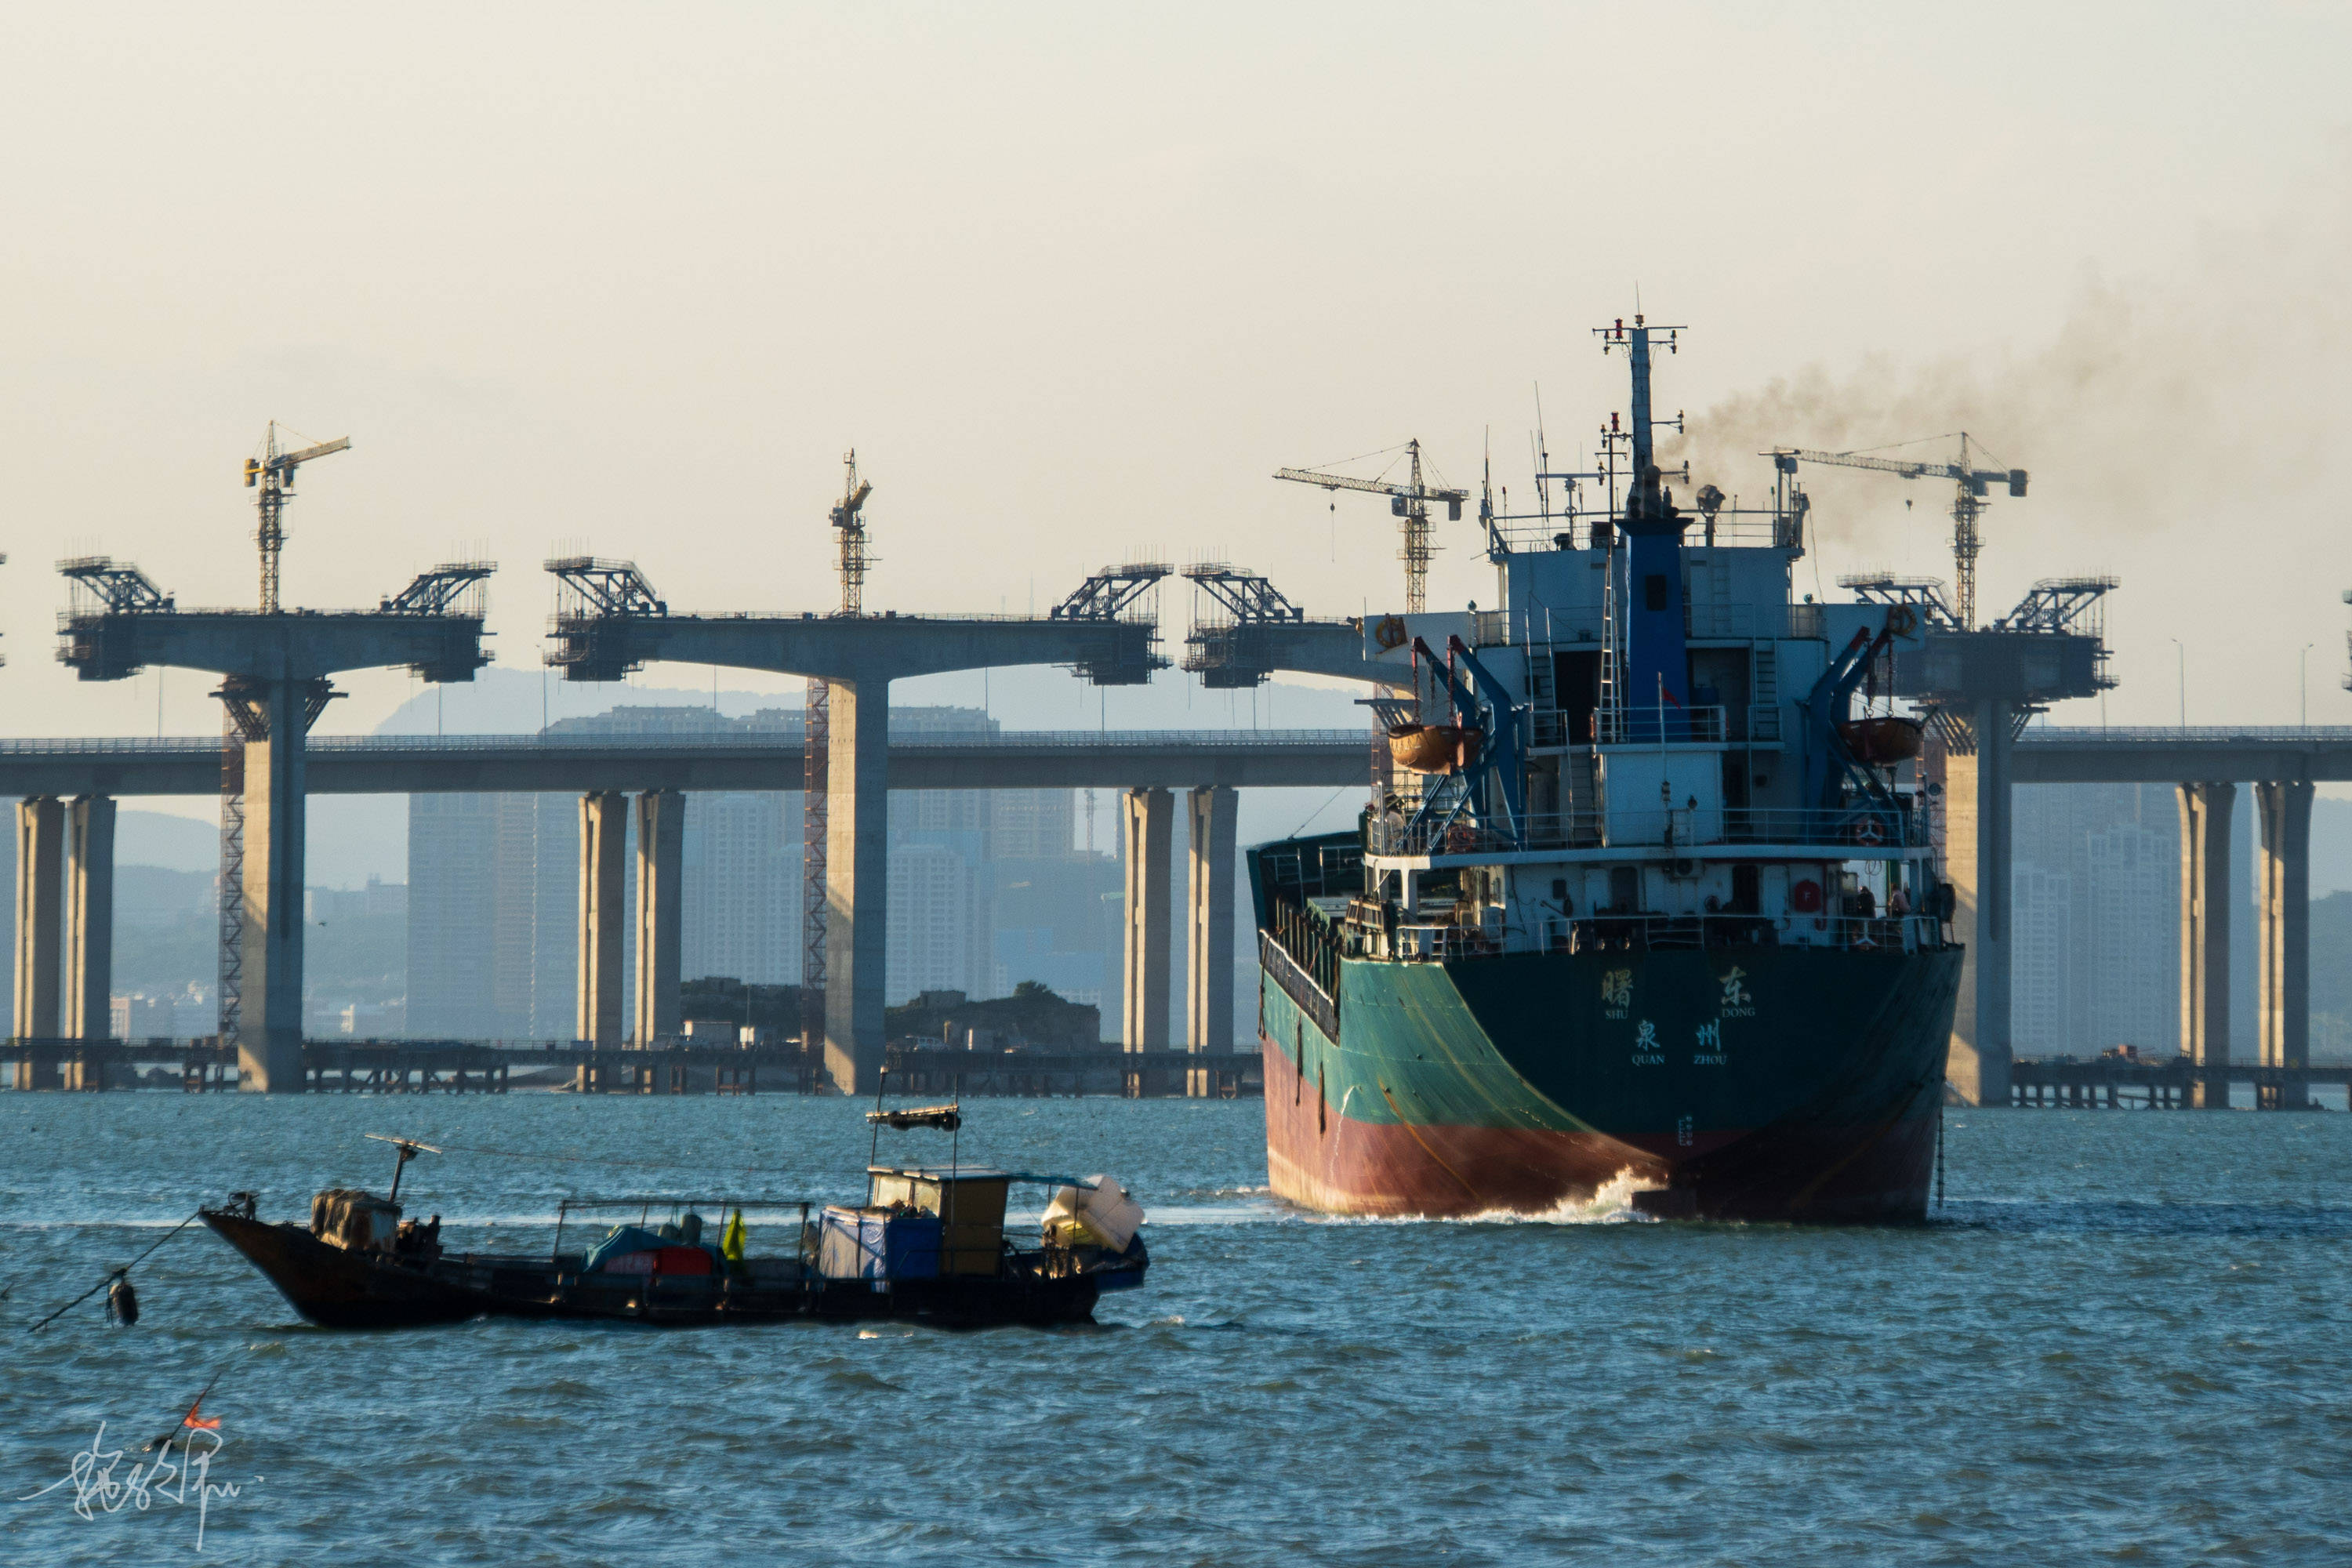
[[4, 1097, 2351, 1564]]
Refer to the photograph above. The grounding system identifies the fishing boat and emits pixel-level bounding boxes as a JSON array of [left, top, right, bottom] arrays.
[[1251, 311, 1964, 1222], [200, 1107, 1149, 1330]]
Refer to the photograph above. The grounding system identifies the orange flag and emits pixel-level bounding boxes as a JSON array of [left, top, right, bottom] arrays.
[[182, 1399, 220, 1431]]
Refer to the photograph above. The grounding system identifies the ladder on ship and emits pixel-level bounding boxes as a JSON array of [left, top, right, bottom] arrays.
[[1751, 644, 1779, 743], [1597, 534, 1623, 739]]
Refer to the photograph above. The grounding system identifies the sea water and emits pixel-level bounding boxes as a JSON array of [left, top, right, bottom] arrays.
[[3, 1094, 2349, 1565]]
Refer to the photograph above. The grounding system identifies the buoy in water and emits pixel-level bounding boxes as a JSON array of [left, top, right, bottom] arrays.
[[107, 1273, 139, 1327]]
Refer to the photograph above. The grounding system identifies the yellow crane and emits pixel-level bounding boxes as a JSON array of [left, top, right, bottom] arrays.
[[1276, 439, 1467, 614], [828, 449, 874, 617], [1768, 434, 2024, 629], [243, 423, 350, 613]]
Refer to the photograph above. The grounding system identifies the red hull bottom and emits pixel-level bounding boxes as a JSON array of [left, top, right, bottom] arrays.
[[1260, 1032, 1936, 1224]]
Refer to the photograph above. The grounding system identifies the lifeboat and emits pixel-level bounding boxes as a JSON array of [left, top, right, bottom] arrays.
[[1838, 715, 1924, 765], [1387, 724, 1478, 772]]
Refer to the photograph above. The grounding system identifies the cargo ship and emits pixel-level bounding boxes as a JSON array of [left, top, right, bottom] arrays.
[[1250, 315, 1962, 1221]]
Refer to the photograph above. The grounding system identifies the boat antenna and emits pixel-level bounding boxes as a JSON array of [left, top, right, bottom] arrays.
[[365, 1133, 443, 1204], [1534, 383, 1552, 522], [868, 1065, 890, 1171]]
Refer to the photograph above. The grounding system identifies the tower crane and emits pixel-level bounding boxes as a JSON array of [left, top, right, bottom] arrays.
[[242, 423, 350, 614], [1767, 434, 2024, 629], [829, 449, 874, 617], [805, 448, 873, 1084], [1275, 439, 1467, 613]]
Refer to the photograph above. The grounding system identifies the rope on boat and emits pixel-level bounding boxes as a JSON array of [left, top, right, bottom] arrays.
[[24, 1210, 201, 1333]]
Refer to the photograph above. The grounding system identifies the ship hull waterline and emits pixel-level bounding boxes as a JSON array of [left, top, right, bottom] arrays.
[[1259, 942, 1962, 1223]]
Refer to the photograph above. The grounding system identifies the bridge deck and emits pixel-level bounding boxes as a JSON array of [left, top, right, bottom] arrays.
[[0, 729, 1372, 794]]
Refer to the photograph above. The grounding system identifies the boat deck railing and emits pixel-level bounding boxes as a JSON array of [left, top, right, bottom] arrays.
[[1369, 804, 1927, 858], [1593, 706, 1733, 745], [1370, 910, 1946, 960], [1538, 912, 1946, 954]]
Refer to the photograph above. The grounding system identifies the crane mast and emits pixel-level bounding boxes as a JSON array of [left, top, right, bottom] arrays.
[[830, 449, 873, 618], [243, 423, 350, 614]]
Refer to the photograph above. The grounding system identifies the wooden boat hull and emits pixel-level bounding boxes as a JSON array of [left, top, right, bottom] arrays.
[[203, 1210, 486, 1328], [201, 1210, 1123, 1330]]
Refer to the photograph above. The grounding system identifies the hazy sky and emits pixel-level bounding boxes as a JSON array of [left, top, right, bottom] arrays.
[[5, 3, 2349, 742]]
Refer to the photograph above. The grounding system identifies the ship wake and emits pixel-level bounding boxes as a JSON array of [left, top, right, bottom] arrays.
[[1305, 1168, 1668, 1226]]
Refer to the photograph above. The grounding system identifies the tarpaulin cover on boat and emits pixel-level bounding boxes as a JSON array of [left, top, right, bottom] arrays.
[[585, 1225, 668, 1272]]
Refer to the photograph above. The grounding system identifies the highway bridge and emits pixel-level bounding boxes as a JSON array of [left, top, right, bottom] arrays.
[[0, 728, 1373, 797], [9, 721, 2350, 1110]]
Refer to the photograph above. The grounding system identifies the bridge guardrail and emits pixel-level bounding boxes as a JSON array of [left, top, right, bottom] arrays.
[[0, 728, 1373, 755]]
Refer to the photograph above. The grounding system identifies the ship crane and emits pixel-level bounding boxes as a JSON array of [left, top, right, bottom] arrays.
[[1767, 435, 2025, 630], [242, 423, 350, 614], [1275, 439, 1468, 614]]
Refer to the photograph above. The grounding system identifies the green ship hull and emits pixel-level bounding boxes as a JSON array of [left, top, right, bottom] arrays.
[[1259, 938, 1962, 1221]]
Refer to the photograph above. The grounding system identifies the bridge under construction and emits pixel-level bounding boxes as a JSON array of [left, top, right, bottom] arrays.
[[5, 437, 2348, 1109]]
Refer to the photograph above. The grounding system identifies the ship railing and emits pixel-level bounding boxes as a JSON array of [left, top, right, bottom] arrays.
[[1541, 913, 1944, 954], [1369, 805, 1928, 858], [1593, 706, 1731, 745], [1389, 923, 1503, 962], [1260, 930, 1340, 1034], [1537, 705, 1779, 748], [1486, 509, 1797, 554]]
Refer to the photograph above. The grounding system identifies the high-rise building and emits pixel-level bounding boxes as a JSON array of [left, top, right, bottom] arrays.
[[2010, 862, 2072, 1056], [2083, 820, 2175, 1050], [2010, 782, 2181, 1054], [682, 789, 798, 987], [406, 792, 573, 1039], [887, 841, 978, 999]]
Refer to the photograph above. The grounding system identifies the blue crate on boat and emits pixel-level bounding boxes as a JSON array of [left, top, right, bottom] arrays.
[[816, 1206, 942, 1282]]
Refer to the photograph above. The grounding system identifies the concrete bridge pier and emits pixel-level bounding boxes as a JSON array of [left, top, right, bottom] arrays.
[[49, 556, 494, 1091], [2255, 779, 2313, 1109], [634, 788, 685, 1047], [1185, 785, 1237, 1096], [577, 790, 628, 1049], [822, 681, 891, 1097], [2178, 782, 2234, 1108], [1123, 786, 1174, 1094], [538, 559, 1175, 1097], [64, 794, 115, 1087], [13, 796, 64, 1088], [1944, 699, 2014, 1106], [234, 679, 321, 1093]]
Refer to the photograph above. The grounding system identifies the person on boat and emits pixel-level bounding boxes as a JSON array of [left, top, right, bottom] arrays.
[[720, 1209, 748, 1272], [395, 1215, 442, 1262]]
